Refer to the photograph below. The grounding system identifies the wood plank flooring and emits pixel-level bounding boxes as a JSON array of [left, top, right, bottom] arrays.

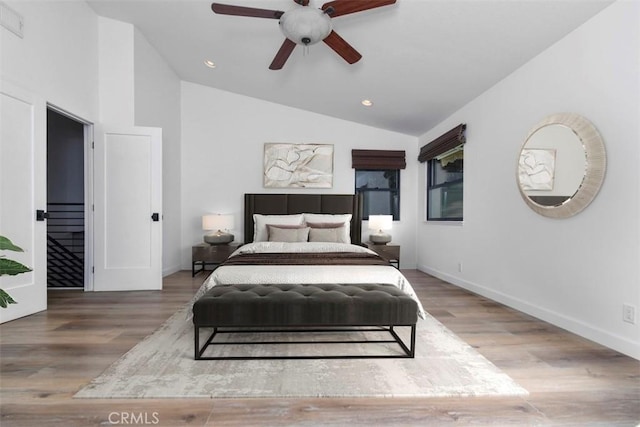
[[1, 270, 638, 426]]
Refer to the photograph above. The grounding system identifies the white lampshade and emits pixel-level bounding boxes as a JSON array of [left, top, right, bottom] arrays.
[[202, 214, 234, 231], [279, 7, 332, 45], [368, 215, 392, 232]]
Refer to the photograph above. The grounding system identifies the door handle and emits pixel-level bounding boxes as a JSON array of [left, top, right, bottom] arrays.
[[151, 212, 160, 222], [36, 210, 49, 221]]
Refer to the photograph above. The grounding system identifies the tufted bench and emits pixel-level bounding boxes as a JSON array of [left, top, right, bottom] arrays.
[[193, 283, 418, 360]]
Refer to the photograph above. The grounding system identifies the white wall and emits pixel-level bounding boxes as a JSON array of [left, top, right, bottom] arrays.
[[180, 82, 419, 269], [98, 17, 134, 127], [133, 29, 182, 276], [1, 1, 99, 121], [416, 0, 639, 359]]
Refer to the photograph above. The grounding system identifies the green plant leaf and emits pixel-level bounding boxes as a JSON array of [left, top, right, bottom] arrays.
[[0, 236, 29, 308], [0, 258, 32, 276], [0, 289, 17, 308], [0, 236, 24, 252]]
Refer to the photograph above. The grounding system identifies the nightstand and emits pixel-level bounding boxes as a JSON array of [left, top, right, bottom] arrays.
[[365, 242, 400, 269], [192, 242, 241, 276]]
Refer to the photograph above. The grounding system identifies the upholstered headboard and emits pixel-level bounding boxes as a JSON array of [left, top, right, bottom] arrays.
[[244, 193, 363, 244]]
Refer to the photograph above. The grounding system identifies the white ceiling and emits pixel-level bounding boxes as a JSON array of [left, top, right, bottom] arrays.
[[86, 0, 614, 136]]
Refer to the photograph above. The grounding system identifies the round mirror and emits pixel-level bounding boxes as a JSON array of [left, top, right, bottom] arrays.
[[517, 113, 606, 218]]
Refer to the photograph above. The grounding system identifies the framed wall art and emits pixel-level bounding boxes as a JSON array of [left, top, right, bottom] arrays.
[[263, 143, 334, 188]]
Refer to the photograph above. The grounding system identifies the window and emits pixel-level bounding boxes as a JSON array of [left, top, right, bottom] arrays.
[[427, 147, 463, 221], [418, 123, 466, 221], [355, 169, 400, 220], [351, 149, 405, 221]]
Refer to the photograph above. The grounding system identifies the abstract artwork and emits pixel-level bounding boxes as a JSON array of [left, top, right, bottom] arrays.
[[264, 143, 333, 188]]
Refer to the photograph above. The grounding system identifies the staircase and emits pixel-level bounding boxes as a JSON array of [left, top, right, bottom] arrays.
[[47, 203, 84, 288]]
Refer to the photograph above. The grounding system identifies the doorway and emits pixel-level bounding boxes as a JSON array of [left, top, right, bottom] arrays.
[[46, 107, 90, 290]]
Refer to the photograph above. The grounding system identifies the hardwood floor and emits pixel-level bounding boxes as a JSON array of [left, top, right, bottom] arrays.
[[1, 270, 638, 426]]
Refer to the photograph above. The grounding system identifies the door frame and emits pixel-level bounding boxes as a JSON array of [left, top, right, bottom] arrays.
[[46, 104, 94, 291]]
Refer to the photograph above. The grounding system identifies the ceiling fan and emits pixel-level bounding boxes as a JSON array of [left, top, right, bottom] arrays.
[[211, 0, 397, 70]]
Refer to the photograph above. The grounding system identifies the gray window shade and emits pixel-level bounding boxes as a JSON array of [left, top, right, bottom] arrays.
[[418, 124, 466, 163], [352, 150, 406, 170]]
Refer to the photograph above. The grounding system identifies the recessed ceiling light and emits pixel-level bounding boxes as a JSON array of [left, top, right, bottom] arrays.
[[204, 60, 216, 69], [361, 99, 373, 107]]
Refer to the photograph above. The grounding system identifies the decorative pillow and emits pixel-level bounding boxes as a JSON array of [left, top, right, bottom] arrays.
[[268, 226, 310, 242], [266, 224, 307, 239], [305, 222, 345, 229], [303, 213, 352, 243], [253, 214, 304, 242], [308, 226, 349, 243]]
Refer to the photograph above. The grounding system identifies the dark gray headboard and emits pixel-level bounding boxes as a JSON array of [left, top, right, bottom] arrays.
[[244, 193, 363, 244]]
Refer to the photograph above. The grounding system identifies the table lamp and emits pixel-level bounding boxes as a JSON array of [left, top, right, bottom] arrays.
[[202, 214, 234, 245], [368, 215, 392, 244]]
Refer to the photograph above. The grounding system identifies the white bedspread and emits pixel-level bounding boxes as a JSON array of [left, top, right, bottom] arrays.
[[192, 242, 426, 319]]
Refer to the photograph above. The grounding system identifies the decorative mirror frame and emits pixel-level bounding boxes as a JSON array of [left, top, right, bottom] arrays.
[[517, 113, 606, 219]]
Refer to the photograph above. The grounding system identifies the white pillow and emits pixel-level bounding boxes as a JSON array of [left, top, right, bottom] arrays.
[[253, 214, 304, 242], [303, 213, 352, 243]]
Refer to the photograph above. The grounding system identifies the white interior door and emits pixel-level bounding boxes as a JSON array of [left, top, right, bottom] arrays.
[[93, 126, 162, 291], [0, 81, 47, 323]]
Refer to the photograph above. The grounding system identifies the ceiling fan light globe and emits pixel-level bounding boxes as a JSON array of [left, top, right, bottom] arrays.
[[279, 7, 332, 46]]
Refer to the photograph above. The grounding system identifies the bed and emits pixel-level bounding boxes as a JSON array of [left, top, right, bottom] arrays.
[[192, 193, 426, 360]]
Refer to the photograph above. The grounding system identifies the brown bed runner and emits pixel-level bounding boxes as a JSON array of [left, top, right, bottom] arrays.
[[220, 252, 390, 267]]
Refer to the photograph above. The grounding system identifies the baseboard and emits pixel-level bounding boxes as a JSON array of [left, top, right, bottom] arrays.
[[418, 264, 640, 361], [162, 264, 181, 277]]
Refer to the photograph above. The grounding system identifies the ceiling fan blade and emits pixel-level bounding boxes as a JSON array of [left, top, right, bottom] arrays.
[[211, 3, 284, 19], [323, 30, 362, 64], [269, 38, 297, 70], [322, 0, 396, 18]]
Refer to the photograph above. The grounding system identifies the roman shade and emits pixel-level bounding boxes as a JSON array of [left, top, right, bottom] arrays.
[[418, 124, 467, 163], [351, 150, 406, 170]]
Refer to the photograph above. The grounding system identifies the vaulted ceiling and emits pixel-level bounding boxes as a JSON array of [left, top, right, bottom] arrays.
[[87, 0, 613, 136]]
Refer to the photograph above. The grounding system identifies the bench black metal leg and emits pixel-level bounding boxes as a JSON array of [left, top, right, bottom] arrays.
[[389, 325, 415, 358], [195, 326, 218, 360], [195, 326, 199, 359], [410, 324, 416, 357], [194, 325, 416, 360]]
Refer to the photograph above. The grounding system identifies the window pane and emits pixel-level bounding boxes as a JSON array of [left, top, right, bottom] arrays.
[[362, 191, 399, 220], [431, 158, 463, 186], [355, 169, 400, 220], [428, 182, 463, 220], [355, 170, 398, 190], [427, 148, 464, 221]]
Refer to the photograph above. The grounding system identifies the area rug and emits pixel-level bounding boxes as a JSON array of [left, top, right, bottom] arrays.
[[74, 305, 528, 399]]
